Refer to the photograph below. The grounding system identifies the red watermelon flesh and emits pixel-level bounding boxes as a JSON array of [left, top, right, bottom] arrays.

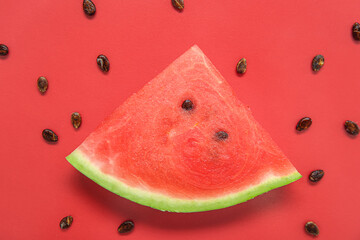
[[66, 45, 301, 212]]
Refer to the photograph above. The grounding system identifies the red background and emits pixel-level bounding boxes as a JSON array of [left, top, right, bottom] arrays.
[[1, 0, 359, 239]]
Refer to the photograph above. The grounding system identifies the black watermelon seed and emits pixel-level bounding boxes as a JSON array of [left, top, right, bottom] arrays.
[[97, 54, 110, 72], [59, 216, 73, 229], [352, 22, 360, 41], [83, 0, 96, 16], [118, 220, 134, 234], [312, 55, 324, 72], [171, 0, 184, 11], [182, 100, 193, 110], [309, 170, 324, 182], [215, 131, 228, 140], [305, 221, 319, 236], [296, 117, 312, 131], [344, 120, 359, 136], [37, 76, 48, 93], [236, 58, 247, 74], [42, 129, 58, 142], [0, 44, 9, 56], [71, 112, 82, 129]]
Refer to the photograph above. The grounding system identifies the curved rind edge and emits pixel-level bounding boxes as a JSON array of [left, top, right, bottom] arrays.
[[66, 149, 302, 213]]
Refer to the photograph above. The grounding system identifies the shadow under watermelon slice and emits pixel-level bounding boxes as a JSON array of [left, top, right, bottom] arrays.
[[66, 45, 301, 213]]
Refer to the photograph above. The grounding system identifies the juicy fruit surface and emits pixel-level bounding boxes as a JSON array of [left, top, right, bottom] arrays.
[[68, 45, 301, 210]]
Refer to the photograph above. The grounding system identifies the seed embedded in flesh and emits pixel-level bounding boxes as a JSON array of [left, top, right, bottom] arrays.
[[305, 221, 319, 236], [296, 117, 312, 131], [171, 0, 184, 10], [312, 55, 324, 72], [97, 54, 110, 72], [42, 129, 58, 142], [352, 22, 360, 41], [59, 216, 73, 229], [83, 0, 96, 16], [118, 220, 134, 234], [236, 58, 247, 74], [71, 112, 82, 129], [182, 100, 193, 110], [0, 44, 9, 56], [309, 170, 324, 182], [344, 120, 359, 136], [215, 131, 228, 140], [37, 76, 48, 93]]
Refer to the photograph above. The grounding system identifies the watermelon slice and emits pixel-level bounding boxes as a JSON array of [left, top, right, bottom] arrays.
[[66, 45, 301, 212]]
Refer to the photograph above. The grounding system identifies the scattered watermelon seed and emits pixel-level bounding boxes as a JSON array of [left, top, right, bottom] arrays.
[[42, 129, 58, 142], [296, 117, 312, 131], [37, 76, 48, 93], [309, 170, 324, 182], [182, 100, 193, 110], [312, 55, 324, 72], [171, 0, 184, 11], [352, 22, 360, 41], [0, 44, 9, 56], [97, 54, 110, 72], [236, 58, 247, 74], [59, 216, 73, 229], [215, 131, 228, 140], [118, 220, 134, 234], [71, 112, 82, 129], [305, 221, 319, 236], [83, 0, 96, 16], [344, 120, 359, 136]]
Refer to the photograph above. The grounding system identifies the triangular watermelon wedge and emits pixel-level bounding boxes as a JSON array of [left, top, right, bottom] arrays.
[[66, 45, 301, 212]]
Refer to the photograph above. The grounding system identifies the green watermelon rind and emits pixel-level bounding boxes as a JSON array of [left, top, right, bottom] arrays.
[[66, 149, 302, 213]]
